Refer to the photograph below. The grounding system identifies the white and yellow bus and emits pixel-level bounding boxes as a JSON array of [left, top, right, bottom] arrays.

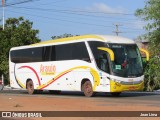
[[9, 34, 149, 97]]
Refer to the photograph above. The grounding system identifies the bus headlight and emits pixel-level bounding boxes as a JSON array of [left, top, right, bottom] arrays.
[[112, 79, 122, 87]]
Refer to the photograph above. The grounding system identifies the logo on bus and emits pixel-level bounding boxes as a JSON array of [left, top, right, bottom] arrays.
[[40, 64, 56, 75]]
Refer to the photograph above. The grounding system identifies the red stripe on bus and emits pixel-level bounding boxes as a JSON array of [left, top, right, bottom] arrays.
[[40, 71, 71, 90], [18, 66, 41, 86]]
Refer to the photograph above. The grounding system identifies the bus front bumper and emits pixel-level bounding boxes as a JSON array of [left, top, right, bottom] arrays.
[[110, 80, 144, 92]]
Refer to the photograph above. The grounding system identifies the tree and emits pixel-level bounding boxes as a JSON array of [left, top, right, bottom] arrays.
[[51, 33, 79, 39], [0, 17, 40, 84], [135, 0, 160, 91]]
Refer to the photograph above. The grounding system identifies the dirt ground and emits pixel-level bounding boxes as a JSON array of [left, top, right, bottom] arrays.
[[0, 92, 160, 120]]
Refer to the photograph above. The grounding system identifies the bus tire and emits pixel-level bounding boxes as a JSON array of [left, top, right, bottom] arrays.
[[110, 92, 121, 97], [26, 80, 34, 95], [82, 81, 94, 97]]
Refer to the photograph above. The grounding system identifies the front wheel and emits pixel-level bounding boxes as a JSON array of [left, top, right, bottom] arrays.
[[26, 80, 34, 95], [82, 81, 94, 97]]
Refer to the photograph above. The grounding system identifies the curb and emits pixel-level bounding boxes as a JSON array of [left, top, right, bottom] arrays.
[[3, 86, 25, 90]]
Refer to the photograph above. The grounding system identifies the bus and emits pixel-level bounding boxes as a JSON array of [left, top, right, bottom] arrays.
[[9, 34, 149, 97]]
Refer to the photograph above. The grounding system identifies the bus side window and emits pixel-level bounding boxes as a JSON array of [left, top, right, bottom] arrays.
[[98, 53, 110, 73], [55, 44, 72, 61], [42, 46, 51, 61], [51, 46, 56, 61], [72, 42, 90, 62]]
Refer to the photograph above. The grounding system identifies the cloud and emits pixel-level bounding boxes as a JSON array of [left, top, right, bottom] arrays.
[[87, 3, 127, 14]]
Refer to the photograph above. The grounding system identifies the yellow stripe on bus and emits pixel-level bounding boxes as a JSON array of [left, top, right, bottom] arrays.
[[98, 47, 115, 61], [31, 35, 104, 46], [37, 66, 100, 91], [17, 78, 26, 89]]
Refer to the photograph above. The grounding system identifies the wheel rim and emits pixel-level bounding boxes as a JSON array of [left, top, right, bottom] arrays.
[[27, 81, 34, 94], [83, 81, 93, 97], [85, 83, 92, 94]]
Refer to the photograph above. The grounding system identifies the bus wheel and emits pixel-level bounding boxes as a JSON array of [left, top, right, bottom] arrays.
[[110, 92, 121, 97], [49, 90, 61, 94], [26, 80, 34, 95], [82, 81, 94, 97]]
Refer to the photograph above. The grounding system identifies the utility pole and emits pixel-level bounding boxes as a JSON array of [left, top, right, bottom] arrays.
[[113, 23, 122, 36], [2, 0, 5, 30]]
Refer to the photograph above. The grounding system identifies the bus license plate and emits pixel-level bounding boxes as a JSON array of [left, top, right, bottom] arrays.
[[128, 86, 136, 90]]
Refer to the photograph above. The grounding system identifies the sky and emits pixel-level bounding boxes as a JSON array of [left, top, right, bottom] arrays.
[[0, 0, 147, 41]]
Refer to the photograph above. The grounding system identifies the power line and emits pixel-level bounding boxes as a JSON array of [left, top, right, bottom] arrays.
[[35, 0, 72, 5], [8, 5, 141, 22], [5, 6, 142, 30], [3, 3, 144, 31], [1, 1, 146, 39], [7, 9, 144, 32], [0, 0, 40, 7], [6, 10, 114, 28], [12, 6, 146, 29], [39, 4, 135, 16], [3, 1, 145, 32], [6, 5, 134, 16], [9, 6, 141, 25], [4, 0, 136, 16], [1, 11, 142, 35]]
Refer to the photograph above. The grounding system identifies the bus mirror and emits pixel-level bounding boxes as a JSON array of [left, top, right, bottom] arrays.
[[98, 47, 115, 61], [140, 48, 149, 61]]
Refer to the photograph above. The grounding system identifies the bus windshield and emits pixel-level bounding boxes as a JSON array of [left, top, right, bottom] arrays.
[[109, 44, 143, 77]]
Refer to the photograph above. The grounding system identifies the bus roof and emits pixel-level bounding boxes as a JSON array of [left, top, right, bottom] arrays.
[[11, 34, 135, 50], [32, 34, 135, 46], [31, 34, 104, 46], [98, 35, 135, 44]]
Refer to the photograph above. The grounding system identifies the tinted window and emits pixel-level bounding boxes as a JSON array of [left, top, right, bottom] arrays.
[[89, 41, 110, 73], [11, 42, 90, 63], [42, 46, 51, 61], [55, 42, 90, 61], [11, 47, 43, 63], [55, 44, 72, 61], [110, 44, 143, 77], [72, 42, 90, 61], [50, 46, 56, 61]]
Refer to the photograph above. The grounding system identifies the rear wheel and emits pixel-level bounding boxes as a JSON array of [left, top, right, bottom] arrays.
[[82, 81, 94, 97], [26, 80, 34, 95]]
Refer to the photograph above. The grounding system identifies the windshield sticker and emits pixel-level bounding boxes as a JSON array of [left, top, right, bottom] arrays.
[[112, 45, 122, 48], [115, 65, 121, 70]]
